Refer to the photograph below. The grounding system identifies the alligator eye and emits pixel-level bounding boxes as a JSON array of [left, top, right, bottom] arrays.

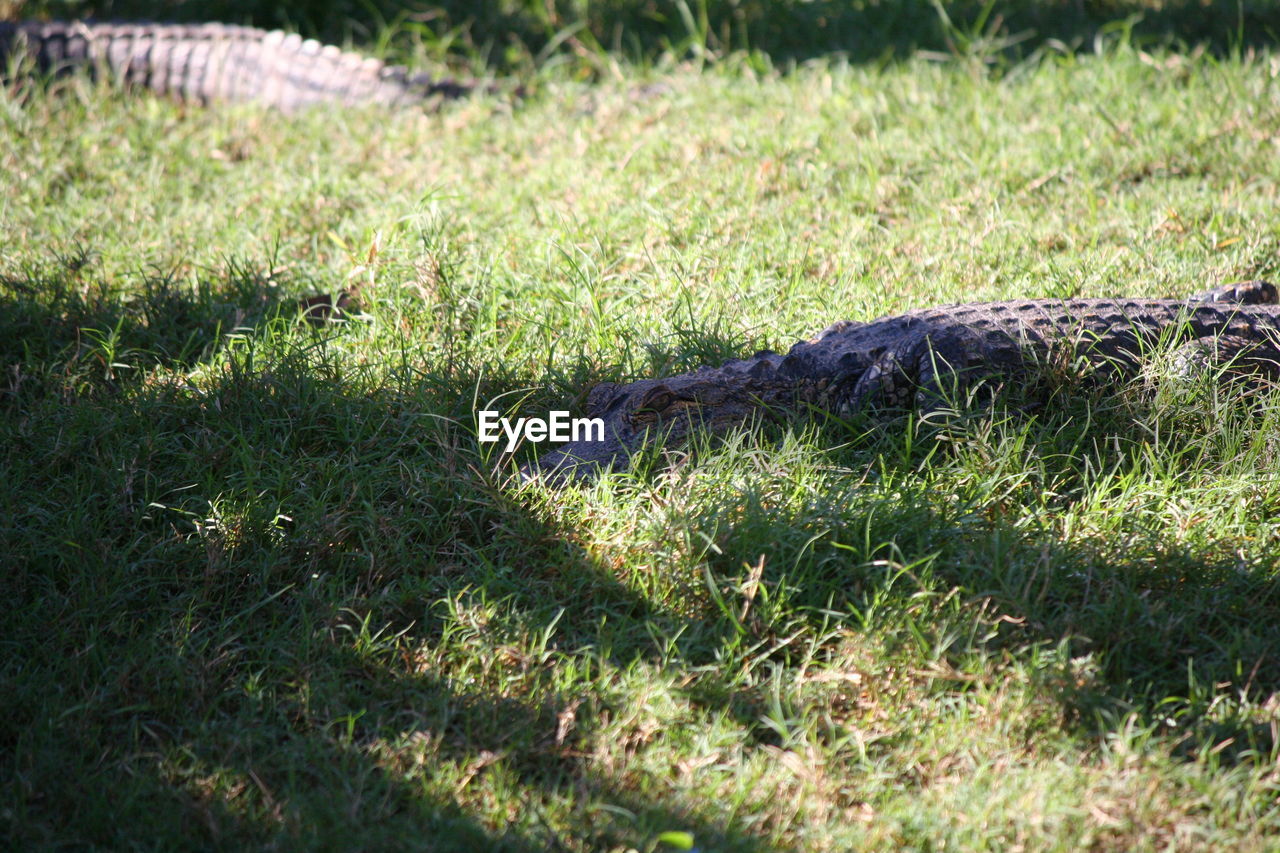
[[637, 385, 675, 413]]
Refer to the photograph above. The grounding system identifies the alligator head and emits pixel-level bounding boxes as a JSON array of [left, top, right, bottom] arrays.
[[518, 313, 1023, 485], [520, 350, 801, 484]]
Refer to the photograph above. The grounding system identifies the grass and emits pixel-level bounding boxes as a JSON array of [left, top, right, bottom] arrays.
[[5, 10, 1280, 851]]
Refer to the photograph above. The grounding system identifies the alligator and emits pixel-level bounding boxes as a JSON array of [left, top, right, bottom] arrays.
[[524, 281, 1280, 483], [0, 20, 484, 110]]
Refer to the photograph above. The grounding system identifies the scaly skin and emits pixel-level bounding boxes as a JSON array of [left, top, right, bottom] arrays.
[[526, 281, 1280, 483], [0, 20, 480, 110]]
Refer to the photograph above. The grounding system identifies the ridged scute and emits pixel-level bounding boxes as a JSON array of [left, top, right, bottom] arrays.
[[0, 20, 476, 110]]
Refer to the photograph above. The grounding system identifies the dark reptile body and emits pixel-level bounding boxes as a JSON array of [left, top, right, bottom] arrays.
[[0, 20, 475, 109], [529, 283, 1280, 482]]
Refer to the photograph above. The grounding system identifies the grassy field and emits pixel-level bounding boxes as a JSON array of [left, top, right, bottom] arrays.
[[5, 9, 1280, 851]]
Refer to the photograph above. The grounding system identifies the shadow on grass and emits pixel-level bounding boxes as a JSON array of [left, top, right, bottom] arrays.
[[11, 0, 1280, 67], [0, 248, 294, 404], [7, 249, 1280, 849], [0, 256, 776, 849], [656, 399, 1280, 760]]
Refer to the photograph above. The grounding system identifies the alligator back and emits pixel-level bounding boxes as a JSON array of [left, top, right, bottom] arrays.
[[0, 20, 475, 110]]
